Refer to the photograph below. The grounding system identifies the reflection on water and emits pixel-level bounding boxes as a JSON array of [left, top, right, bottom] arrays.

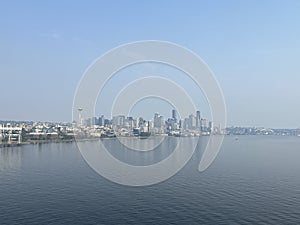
[[115, 136, 167, 152], [77, 137, 201, 186], [0, 146, 22, 172], [102, 136, 181, 166]]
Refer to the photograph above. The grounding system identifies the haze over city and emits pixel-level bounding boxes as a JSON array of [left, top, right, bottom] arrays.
[[1, 1, 300, 128], [2, 2, 300, 225]]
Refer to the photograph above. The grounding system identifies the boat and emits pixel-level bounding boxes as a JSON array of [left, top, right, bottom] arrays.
[[100, 132, 116, 138], [139, 131, 151, 139]]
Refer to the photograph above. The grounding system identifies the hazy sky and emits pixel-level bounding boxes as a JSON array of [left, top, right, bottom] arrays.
[[1, 0, 300, 128]]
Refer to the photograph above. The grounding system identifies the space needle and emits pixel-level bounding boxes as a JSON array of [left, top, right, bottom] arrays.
[[78, 108, 83, 127]]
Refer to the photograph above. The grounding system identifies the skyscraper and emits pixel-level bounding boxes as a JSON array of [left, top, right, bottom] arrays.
[[196, 110, 201, 128], [153, 113, 164, 128], [112, 115, 125, 127], [200, 118, 207, 131], [188, 114, 196, 129], [99, 115, 105, 126], [172, 109, 177, 123], [208, 121, 214, 133]]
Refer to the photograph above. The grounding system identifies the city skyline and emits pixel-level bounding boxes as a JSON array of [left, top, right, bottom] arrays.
[[79, 109, 211, 131], [1, 1, 300, 128], [1, 106, 300, 146]]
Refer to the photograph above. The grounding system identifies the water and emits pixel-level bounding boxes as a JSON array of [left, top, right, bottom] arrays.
[[0, 136, 300, 224]]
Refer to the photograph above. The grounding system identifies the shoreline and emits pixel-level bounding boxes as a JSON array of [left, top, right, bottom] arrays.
[[0, 138, 100, 148], [1, 134, 299, 148]]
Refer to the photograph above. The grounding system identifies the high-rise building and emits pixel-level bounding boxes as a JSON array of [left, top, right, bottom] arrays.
[[183, 118, 189, 130], [167, 118, 175, 130], [126, 116, 134, 129], [153, 113, 160, 128], [208, 121, 214, 133], [104, 119, 110, 127], [196, 110, 201, 128], [179, 119, 182, 129], [172, 109, 177, 123], [99, 115, 105, 126], [138, 117, 144, 128], [112, 115, 125, 127], [200, 118, 207, 131], [92, 117, 98, 126], [153, 113, 164, 129], [188, 114, 196, 129]]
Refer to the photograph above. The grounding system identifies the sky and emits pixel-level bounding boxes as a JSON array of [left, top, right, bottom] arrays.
[[1, 0, 300, 128]]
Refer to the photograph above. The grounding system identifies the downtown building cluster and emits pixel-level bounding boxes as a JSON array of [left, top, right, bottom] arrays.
[[78, 110, 222, 138], [2, 116, 300, 146]]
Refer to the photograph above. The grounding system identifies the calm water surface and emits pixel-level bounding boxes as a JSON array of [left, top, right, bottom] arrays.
[[0, 136, 300, 224]]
